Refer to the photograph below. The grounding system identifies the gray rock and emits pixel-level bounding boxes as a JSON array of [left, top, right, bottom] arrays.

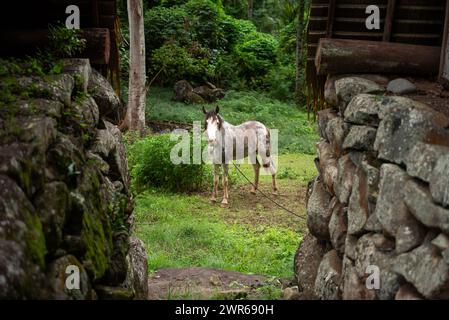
[[344, 235, 358, 260], [328, 199, 347, 254], [124, 237, 149, 300], [47, 255, 91, 299], [314, 250, 342, 300], [70, 96, 100, 133], [307, 179, 333, 240], [325, 116, 350, 157], [342, 125, 377, 151], [88, 69, 123, 121], [431, 233, 449, 250], [91, 120, 130, 190], [387, 78, 417, 94], [393, 243, 449, 299], [429, 153, 449, 208], [375, 165, 425, 253], [374, 98, 449, 166], [404, 179, 449, 233], [13, 99, 64, 118], [193, 85, 225, 102], [347, 169, 370, 235], [172, 80, 193, 102], [343, 94, 387, 126], [34, 182, 69, 253], [49, 133, 85, 177], [15, 74, 75, 106], [18, 116, 57, 155], [317, 108, 338, 141], [316, 140, 338, 195], [335, 77, 384, 112], [86, 152, 110, 174], [335, 154, 356, 205], [355, 233, 401, 300], [406, 142, 449, 183], [0, 175, 47, 298], [62, 59, 91, 93]]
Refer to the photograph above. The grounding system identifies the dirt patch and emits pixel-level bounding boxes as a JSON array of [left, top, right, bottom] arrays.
[[199, 182, 308, 232], [147, 267, 275, 300]]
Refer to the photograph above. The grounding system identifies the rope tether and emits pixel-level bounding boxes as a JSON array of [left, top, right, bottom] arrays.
[[231, 162, 306, 221]]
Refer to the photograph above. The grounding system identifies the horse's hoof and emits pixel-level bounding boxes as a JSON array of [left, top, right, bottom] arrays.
[[220, 201, 229, 208], [210, 198, 217, 203], [250, 189, 257, 195], [272, 191, 279, 196]]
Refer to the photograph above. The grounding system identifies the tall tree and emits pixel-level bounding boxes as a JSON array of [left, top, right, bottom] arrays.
[[295, 0, 306, 105], [125, 0, 146, 135], [247, 0, 254, 19]]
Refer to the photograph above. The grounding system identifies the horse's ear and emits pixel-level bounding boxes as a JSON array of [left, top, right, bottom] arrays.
[[202, 106, 207, 114], [215, 106, 220, 114]]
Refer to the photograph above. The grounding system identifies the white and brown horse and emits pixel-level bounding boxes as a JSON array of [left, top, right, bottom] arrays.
[[203, 106, 278, 207]]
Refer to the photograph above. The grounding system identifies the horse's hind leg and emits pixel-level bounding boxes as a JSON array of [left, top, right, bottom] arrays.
[[251, 160, 260, 194], [267, 158, 278, 195], [221, 164, 229, 207], [211, 164, 220, 203]]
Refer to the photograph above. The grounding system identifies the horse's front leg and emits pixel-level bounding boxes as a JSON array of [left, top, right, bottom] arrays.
[[210, 164, 220, 203], [221, 164, 229, 207]]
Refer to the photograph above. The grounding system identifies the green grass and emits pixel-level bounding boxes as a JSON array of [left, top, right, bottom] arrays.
[[146, 87, 318, 154], [133, 153, 315, 278]]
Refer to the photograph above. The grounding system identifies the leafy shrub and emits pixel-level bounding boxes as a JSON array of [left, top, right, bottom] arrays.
[[150, 42, 213, 85], [144, 6, 190, 53], [127, 134, 212, 193]]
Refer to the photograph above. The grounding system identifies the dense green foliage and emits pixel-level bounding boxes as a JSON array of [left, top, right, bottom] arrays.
[[141, 0, 303, 101], [126, 133, 212, 192]]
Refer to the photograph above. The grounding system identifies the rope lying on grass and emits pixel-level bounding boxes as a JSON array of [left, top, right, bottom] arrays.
[[231, 162, 306, 221]]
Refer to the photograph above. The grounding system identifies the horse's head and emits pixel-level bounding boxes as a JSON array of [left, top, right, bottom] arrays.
[[202, 106, 222, 146]]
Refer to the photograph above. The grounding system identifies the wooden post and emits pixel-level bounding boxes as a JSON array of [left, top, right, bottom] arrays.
[[439, 0, 449, 84], [383, 0, 396, 42], [326, 0, 336, 38]]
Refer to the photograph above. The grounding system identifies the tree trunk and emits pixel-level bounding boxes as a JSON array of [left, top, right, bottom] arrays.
[[295, 0, 306, 105], [125, 0, 146, 136], [315, 39, 441, 76], [247, 0, 253, 19]]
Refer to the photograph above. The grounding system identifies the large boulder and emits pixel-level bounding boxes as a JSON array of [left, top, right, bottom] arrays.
[[328, 199, 347, 255], [335, 154, 356, 205], [374, 98, 449, 166], [172, 80, 193, 102], [317, 108, 339, 141], [347, 169, 370, 236], [375, 164, 424, 253], [193, 84, 225, 102], [307, 178, 333, 240], [342, 256, 376, 300], [354, 233, 400, 300], [404, 179, 449, 234], [335, 77, 384, 112], [316, 140, 338, 194], [342, 125, 377, 151], [325, 116, 350, 157], [88, 69, 123, 122], [406, 143, 449, 183]]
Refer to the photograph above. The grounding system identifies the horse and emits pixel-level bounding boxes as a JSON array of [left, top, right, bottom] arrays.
[[202, 106, 278, 207]]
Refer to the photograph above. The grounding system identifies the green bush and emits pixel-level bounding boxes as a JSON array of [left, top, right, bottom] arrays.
[[127, 134, 212, 193]]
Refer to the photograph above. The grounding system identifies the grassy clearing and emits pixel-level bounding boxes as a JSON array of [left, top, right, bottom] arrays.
[[128, 88, 318, 299], [146, 87, 318, 154], [133, 153, 315, 278]]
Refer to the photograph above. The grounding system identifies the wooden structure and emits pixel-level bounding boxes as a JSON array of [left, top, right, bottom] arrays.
[[306, 0, 449, 111], [0, 0, 121, 94]]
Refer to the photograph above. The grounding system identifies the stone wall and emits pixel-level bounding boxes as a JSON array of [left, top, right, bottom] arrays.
[[0, 59, 148, 299], [295, 76, 449, 300]]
